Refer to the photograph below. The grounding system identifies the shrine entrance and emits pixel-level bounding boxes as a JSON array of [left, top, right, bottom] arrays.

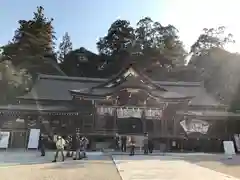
[[117, 117, 143, 134]]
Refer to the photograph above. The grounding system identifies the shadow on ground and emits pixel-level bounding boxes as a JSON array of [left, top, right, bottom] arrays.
[[0, 151, 106, 167]]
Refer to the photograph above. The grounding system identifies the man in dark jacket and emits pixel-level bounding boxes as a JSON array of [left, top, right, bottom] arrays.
[[39, 135, 46, 156], [148, 138, 154, 153], [73, 135, 81, 160], [121, 135, 127, 152], [143, 133, 149, 154]]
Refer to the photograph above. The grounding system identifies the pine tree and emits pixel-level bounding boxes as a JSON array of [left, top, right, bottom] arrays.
[[58, 32, 73, 63], [1, 6, 64, 75]]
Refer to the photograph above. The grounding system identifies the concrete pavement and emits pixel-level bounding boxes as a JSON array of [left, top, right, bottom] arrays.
[[112, 155, 240, 180], [0, 150, 103, 166], [0, 151, 121, 180], [1, 150, 240, 179]]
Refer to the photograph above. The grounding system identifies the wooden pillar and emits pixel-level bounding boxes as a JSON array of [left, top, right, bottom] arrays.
[[92, 101, 97, 132], [142, 109, 146, 133], [114, 108, 118, 134]]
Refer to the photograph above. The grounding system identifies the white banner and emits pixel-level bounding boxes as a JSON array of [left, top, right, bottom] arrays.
[[27, 129, 40, 149], [145, 109, 162, 119], [180, 119, 210, 134], [223, 141, 236, 158], [97, 107, 114, 116], [234, 134, 240, 152], [117, 108, 142, 118], [0, 132, 10, 148]]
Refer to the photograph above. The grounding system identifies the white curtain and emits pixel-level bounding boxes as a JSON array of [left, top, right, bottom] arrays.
[[117, 108, 142, 118], [144, 109, 162, 119], [97, 107, 114, 116]]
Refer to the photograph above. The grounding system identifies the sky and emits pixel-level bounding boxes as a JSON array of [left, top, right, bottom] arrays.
[[1, 0, 240, 53]]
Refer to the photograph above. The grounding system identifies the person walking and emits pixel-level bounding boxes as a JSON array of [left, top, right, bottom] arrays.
[[52, 136, 66, 162]]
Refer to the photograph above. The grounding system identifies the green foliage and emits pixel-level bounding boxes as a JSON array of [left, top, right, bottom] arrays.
[[96, 17, 187, 71], [190, 26, 235, 56], [0, 60, 32, 104], [1, 6, 60, 75], [97, 19, 135, 56], [58, 32, 73, 63]]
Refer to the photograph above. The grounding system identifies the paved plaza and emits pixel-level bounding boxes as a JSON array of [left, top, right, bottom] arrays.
[[113, 155, 240, 180], [0, 151, 121, 180], [1, 151, 240, 179]]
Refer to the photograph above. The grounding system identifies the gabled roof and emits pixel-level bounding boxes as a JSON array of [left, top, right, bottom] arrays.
[[17, 72, 222, 106], [70, 64, 194, 100], [94, 64, 165, 90]]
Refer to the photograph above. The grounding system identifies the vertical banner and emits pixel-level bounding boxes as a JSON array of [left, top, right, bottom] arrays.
[[223, 141, 236, 159], [234, 134, 240, 152], [27, 129, 40, 149], [0, 132, 10, 148]]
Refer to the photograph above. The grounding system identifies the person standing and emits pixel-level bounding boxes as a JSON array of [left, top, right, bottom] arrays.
[[115, 133, 120, 151], [73, 135, 81, 160], [39, 134, 46, 156], [129, 136, 136, 156], [121, 135, 127, 152], [143, 133, 149, 155], [80, 136, 89, 158], [52, 136, 66, 162], [66, 135, 73, 157], [148, 137, 154, 154]]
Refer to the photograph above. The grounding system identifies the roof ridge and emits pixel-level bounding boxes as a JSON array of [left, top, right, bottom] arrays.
[[92, 63, 164, 89], [38, 74, 107, 82], [37, 73, 203, 86], [154, 81, 202, 87]]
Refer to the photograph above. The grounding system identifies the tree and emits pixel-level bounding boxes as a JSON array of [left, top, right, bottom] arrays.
[[0, 59, 32, 104], [97, 19, 135, 57], [1, 6, 64, 75], [96, 19, 135, 75], [190, 26, 235, 56], [134, 17, 187, 68], [97, 17, 187, 75], [58, 32, 73, 63]]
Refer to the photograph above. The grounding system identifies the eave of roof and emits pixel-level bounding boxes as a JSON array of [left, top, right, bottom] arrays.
[[177, 110, 240, 118], [0, 104, 77, 112], [16, 73, 220, 106]]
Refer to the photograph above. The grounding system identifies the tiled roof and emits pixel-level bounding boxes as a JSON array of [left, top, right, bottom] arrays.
[[18, 74, 101, 101], [159, 85, 221, 106], [18, 73, 221, 106], [0, 104, 76, 112]]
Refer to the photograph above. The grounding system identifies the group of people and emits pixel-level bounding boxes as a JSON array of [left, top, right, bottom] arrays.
[[39, 134, 89, 162], [39, 132, 154, 160], [115, 132, 154, 156]]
